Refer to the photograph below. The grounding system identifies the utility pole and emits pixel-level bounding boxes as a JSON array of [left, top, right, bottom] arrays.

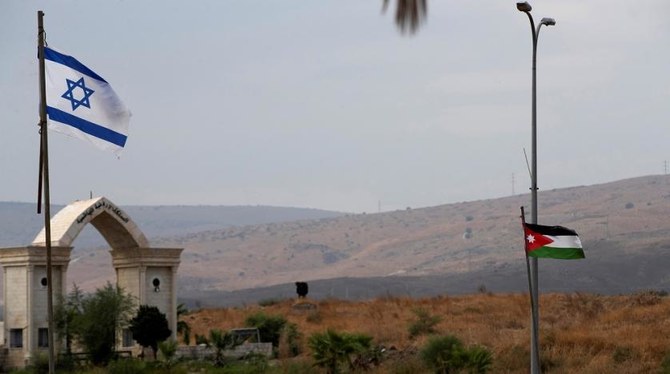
[[517, 2, 555, 373]]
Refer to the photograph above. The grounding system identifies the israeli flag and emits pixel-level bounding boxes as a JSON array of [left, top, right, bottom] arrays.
[[44, 47, 131, 154]]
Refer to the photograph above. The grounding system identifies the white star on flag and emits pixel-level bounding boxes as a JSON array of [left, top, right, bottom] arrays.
[[526, 234, 536, 243]]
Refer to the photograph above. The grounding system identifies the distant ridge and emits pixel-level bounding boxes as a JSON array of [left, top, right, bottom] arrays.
[[179, 238, 670, 308], [3, 175, 670, 307], [0, 202, 345, 247], [168, 174, 670, 305]]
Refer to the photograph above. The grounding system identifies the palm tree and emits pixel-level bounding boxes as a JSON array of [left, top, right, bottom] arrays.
[[209, 329, 240, 367], [177, 303, 191, 345], [309, 329, 373, 374], [382, 0, 428, 35]]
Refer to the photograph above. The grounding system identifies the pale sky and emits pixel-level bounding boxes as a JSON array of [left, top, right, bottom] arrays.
[[1, 1, 669, 213]]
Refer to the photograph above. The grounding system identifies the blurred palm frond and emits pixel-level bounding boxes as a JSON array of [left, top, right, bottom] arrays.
[[383, 0, 428, 35]]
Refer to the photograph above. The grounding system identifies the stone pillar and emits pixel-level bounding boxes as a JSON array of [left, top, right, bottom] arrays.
[[111, 247, 183, 347], [0, 246, 71, 369], [25, 265, 33, 364], [171, 266, 179, 340]]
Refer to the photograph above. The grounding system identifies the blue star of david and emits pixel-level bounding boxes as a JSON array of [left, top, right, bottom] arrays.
[[61, 77, 95, 111]]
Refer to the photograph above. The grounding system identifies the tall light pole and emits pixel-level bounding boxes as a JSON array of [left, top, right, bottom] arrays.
[[517, 2, 555, 373]]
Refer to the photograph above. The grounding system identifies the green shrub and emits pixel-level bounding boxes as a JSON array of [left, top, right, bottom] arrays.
[[27, 352, 49, 374], [25, 351, 80, 374], [158, 339, 180, 370], [106, 358, 147, 374], [421, 335, 468, 373], [278, 323, 302, 357], [309, 329, 373, 374], [612, 346, 634, 363], [66, 283, 135, 366], [420, 335, 493, 374], [660, 352, 670, 374], [466, 345, 493, 374], [245, 312, 288, 347], [408, 308, 441, 338]]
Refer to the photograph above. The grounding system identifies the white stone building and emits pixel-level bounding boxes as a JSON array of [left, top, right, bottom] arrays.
[[0, 197, 182, 369]]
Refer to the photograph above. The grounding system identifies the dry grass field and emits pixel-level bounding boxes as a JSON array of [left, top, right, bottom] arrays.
[[184, 292, 670, 373]]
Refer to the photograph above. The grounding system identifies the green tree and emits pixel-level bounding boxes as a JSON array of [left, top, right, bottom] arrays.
[[308, 329, 373, 374], [129, 305, 172, 360], [68, 282, 135, 365], [54, 284, 85, 356], [177, 303, 191, 345]]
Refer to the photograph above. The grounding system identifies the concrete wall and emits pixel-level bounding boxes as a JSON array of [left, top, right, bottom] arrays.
[[116, 267, 141, 302], [4, 266, 28, 368], [176, 343, 273, 360], [145, 267, 172, 315], [5, 267, 27, 328]]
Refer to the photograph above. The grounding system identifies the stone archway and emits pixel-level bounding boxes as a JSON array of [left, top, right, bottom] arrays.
[[31, 197, 150, 249], [0, 197, 183, 369]]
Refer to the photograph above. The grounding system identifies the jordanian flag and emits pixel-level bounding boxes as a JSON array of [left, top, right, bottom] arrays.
[[523, 223, 585, 259]]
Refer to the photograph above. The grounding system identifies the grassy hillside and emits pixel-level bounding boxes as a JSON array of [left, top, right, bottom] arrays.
[[184, 292, 670, 373], [167, 174, 670, 300], [3, 175, 670, 303]]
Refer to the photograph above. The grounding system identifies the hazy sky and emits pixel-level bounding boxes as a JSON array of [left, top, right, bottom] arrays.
[[1, 1, 669, 213]]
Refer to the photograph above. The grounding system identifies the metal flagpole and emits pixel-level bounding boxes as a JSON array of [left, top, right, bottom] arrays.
[[516, 3, 555, 372], [520, 206, 539, 371], [37, 10, 57, 374]]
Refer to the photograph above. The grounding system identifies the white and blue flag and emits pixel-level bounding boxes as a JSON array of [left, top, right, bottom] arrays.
[[44, 47, 131, 154]]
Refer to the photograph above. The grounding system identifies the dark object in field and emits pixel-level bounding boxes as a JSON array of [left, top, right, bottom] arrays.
[[295, 282, 308, 298]]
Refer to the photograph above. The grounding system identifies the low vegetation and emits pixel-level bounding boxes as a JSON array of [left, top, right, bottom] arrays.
[[54, 283, 135, 366], [16, 291, 670, 373], [185, 292, 670, 373]]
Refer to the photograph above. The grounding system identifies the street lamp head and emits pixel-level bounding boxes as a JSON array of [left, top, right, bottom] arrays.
[[540, 17, 556, 26], [516, 2, 532, 12]]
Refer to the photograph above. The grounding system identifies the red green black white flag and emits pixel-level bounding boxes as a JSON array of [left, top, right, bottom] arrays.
[[523, 223, 585, 259]]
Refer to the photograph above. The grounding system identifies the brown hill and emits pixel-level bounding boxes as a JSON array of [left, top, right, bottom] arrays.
[[161, 174, 670, 299], [12, 174, 670, 303]]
